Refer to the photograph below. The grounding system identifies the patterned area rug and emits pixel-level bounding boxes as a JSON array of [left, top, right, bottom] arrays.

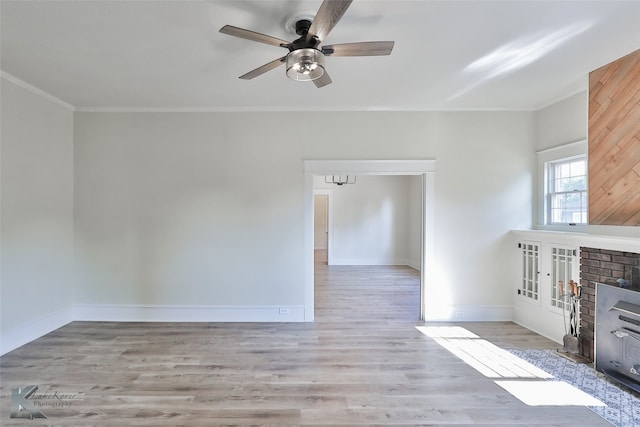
[[509, 348, 640, 427]]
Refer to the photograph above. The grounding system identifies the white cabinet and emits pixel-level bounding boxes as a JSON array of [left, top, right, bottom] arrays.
[[515, 240, 579, 343]]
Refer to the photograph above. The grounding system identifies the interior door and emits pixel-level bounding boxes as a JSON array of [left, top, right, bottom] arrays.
[[314, 194, 329, 263]]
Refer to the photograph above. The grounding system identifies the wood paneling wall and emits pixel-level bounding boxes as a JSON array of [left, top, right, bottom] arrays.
[[588, 48, 640, 226]]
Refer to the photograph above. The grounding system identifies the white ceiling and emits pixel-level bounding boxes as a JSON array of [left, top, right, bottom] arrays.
[[2, 0, 640, 112]]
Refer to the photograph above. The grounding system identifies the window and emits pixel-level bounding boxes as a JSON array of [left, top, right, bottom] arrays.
[[546, 155, 587, 225]]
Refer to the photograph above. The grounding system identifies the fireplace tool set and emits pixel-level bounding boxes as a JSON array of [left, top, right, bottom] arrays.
[[561, 279, 582, 353]]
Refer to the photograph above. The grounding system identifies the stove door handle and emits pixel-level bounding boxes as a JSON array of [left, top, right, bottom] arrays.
[[610, 300, 640, 317]]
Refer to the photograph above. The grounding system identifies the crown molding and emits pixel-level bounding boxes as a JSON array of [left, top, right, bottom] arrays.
[[1, 71, 75, 111], [533, 78, 588, 111], [0, 70, 547, 113]]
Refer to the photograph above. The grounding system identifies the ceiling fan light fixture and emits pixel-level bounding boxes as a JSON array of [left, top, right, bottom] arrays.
[[286, 48, 325, 81]]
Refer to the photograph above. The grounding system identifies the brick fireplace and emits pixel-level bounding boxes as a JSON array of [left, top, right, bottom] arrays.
[[579, 247, 640, 361]]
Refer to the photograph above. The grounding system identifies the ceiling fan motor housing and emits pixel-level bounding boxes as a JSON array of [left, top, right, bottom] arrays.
[[290, 19, 320, 50], [295, 19, 312, 37]]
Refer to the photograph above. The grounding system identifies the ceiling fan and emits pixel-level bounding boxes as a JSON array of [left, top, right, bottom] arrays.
[[219, 0, 394, 88]]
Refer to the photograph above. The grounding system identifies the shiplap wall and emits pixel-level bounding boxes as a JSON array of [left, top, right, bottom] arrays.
[[588, 48, 640, 226]]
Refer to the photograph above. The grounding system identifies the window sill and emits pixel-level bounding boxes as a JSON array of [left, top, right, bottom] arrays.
[[534, 224, 588, 233]]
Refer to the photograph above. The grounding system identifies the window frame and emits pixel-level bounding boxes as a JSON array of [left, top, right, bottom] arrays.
[[535, 140, 588, 232], [545, 154, 587, 225]]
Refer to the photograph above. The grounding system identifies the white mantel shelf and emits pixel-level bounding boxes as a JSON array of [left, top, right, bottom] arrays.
[[511, 229, 640, 254]]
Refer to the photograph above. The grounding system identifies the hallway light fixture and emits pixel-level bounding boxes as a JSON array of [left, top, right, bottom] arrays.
[[325, 175, 356, 186]]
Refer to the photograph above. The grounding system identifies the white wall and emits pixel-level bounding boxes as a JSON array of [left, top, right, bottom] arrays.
[[313, 175, 419, 266], [424, 113, 535, 320], [73, 113, 307, 320], [0, 78, 75, 354], [73, 111, 534, 322], [535, 91, 588, 151]]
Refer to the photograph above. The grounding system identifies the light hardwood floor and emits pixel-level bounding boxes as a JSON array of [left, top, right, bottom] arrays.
[[0, 265, 609, 425]]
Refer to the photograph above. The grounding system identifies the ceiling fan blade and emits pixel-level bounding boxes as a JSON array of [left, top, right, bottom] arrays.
[[313, 72, 332, 88], [220, 25, 291, 48], [307, 0, 353, 43], [239, 56, 287, 80], [322, 41, 394, 56]]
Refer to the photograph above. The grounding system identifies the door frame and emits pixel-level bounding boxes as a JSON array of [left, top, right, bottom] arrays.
[[313, 190, 332, 264], [303, 160, 436, 321]]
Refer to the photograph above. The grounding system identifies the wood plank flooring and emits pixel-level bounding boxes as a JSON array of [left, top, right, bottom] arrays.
[[0, 265, 609, 425]]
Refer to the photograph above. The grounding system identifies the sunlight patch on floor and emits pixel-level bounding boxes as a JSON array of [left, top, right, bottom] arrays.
[[417, 325, 607, 408], [495, 381, 606, 406], [416, 326, 553, 379], [417, 325, 479, 339]]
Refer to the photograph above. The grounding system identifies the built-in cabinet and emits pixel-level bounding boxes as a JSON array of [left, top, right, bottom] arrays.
[[512, 229, 640, 344], [514, 238, 579, 343], [550, 246, 577, 314]]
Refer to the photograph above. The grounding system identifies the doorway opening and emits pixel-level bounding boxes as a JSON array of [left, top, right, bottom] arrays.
[[313, 191, 330, 265], [303, 160, 436, 322]]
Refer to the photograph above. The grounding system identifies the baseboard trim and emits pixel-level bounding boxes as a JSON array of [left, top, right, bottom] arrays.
[[73, 304, 307, 323], [407, 261, 421, 271], [1, 304, 308, 355], [329, 258, 412, 266], [0, 307, 73, 356], [424, 305, 513, 322], [512, 319, 563, 346], [1, 303, 512, 355]]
